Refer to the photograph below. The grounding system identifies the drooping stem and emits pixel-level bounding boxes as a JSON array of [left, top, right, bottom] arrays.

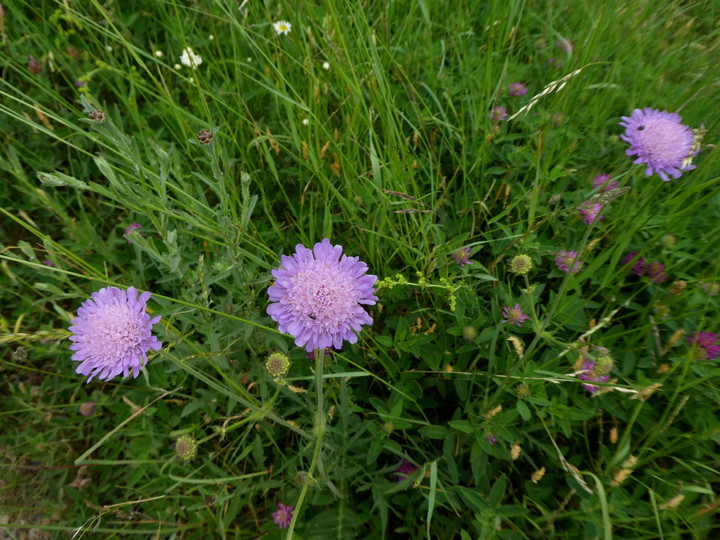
[[285, 348, 325, 539]]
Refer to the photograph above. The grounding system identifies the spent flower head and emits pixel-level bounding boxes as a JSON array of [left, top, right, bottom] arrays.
[[179, 47, 202, 69], [69, 286, 162, 382], [619, 108, 696, 181], [462, 325, 478, 341], [501, 304, 529, 327], [273, 20, 292, 35], [645, 261, 668, 283], [272, 502, 294, 529], [267, 239, 377, 352], [509, 82, 527, 96], [555, 250, 582, 274], [509, 254, 533, 275], [265, 352, 290, 378], [688, 331, 720, 360]]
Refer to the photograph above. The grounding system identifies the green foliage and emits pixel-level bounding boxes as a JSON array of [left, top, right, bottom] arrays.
[[1, 0, 719, 538]]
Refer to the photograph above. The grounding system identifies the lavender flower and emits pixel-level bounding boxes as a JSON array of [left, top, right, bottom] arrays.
[[394, 458, 418, 481], [619, 108, 696, 181], [592, 173, 618, 192], [272, 502, 294, 529], [485, 432, 497, 446], [69, 286, 162, 382], [267, 239, 377, 352], [578, 357, 609, 392], [501, 303, 529, 327], [577, 201, 604, 225], [488, 106, 507, 123], [555, 250, 582, 274], [509, 82, 527, 96], [688, 331, 720, 360], [452, 247, 474, 267], [622, 252, 645, 276]]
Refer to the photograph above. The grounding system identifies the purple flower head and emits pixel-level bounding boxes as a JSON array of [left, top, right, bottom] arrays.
[[622, 252, 645, 276], [267, 239, 378, 352], [272, 502, 294, 529], [700, 281, 720, 296], [577, 201, 604, 225], [556, 37, 573, 54], [592, 173, 618, 192], [488, 106, 507, 123], [501, 303, 529, 327], [555, 250, 582, 274], [124, 222, 145, 243], [645, 261, 668, 283], [688, 331, 720, 360], [452, 247, 474, 267], [74, 80, 87, 87], [43, 259, 55, 267], [619, 108, 696, 181], [509, 82, 527, 96], [485, 432, 497, 446], [79, 401, 95, 417], [394, 458, 419, 481], [69, 286, 162, 382], [578, 357, 609, 392]]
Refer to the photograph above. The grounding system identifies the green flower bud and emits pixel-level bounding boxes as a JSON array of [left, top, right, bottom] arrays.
[[265, 352, 290, 378], [509, 254, 533, 275], [175, 434, 198, 463]]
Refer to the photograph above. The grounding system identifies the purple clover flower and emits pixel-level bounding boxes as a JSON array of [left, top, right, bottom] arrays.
[[688, 331, 720, 360], [592, 173, 618, 192], [645, 261, 668, 283], [577, 202, 604, 225], [79, 401, 95, 417], [501, 303, 529, 327], [488, 106, 507, 123], [578, 357, 609, 392], [69, 287, 162, 382], [267, 239, 378, 352], [485, 432, 497, 446], [619, 108, 696, 181], [272, 502, 294, 529], [394, 458, 419, 481], [622, 252, 646, 276], [509, 82, 527, 96], [555, 250, 582, 274], [452, 247, 474, 267]]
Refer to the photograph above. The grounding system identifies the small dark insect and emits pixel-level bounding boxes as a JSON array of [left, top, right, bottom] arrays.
[[307, 314, 317, 320], [637, 125, 645, 131]]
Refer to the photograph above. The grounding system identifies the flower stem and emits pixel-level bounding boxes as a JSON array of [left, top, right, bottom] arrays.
[[285, 348, 325, 539]]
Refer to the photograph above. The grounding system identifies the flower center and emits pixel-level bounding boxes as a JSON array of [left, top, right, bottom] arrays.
[[86, 304, 144, 360]]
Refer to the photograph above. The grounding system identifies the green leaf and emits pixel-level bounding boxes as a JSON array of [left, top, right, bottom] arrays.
[[448, 420, 476, 434]]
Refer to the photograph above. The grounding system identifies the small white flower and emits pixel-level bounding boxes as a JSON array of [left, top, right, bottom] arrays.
[[302, 118, 309, 126], [154, 50, 163, 58], [174, 64, 182, 70], [209, 34, 215, 41], [188, 77, 194, 83], [179, 47, 203, 69], [322, 61, 330, 70], [273, 20, 292, 35]]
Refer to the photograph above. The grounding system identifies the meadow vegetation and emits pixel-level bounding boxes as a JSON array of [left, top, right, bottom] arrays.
[[1, 0, 719, 538]]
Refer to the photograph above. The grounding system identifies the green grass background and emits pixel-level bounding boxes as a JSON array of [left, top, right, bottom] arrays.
[[1, 0, 719, 538]]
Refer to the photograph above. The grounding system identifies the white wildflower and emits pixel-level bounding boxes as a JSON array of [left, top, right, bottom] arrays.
[[180, 47, 203, 69]]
